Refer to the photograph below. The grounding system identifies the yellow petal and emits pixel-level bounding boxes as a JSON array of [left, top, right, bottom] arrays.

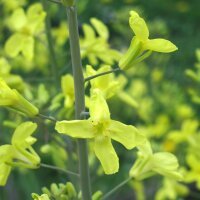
[[90, 18, 109, 40], [5, 33, 24, 58], [22, 35, 34, 60], [152, 152, 183, 180], [61, 74, 74, 95], [109, 120, 146, 149], [94, 136, 119, 174], [11, 122, 37, 147], [55, 120, 94, 138], [89, 89, 110, 123], [144, 39, 178, 52], [0, 145, 14, 163], [8, 8, 27, 31], [129, 11, 149, 41], [0, 164, 12, 186]]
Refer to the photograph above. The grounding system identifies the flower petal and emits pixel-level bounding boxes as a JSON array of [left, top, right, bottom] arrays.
[[0, 164, 12, 186], [144, 39, 178, 52], [90, 18, 109, 40], [89, 89, 110, 123], [152, 152, 183, 180], [109, 120, 146, 149], [129, 11, 149, 41], [55, 120, 94, 138], [22, 35, 34, 60], [5, 33, 24, 58], [0, 145, 14, 163], [11, 122, 37, 146], [94, 136, 119, 174]]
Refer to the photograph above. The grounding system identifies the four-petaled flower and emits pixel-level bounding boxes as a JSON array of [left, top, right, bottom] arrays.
[[55, 89, 145, 174], [119, 11, 178, 70], [0, 122, 40, 186]]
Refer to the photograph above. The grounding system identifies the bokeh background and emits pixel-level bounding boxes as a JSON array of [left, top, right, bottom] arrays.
[[1, 0, 200, 199]]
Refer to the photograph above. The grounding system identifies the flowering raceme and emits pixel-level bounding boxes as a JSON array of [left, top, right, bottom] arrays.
[[55, 89, 146, 174], [0, 122, 40, 186], [119, 11, 178, 70], [0, 78, 38, 117]]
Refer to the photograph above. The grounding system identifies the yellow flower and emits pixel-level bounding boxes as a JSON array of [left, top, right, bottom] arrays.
[[55, 89, 145, 174], [129, 140, 182, 180], [0, 122, 40, 186], [0, 78, 38, 117], [80, 18, 122, 65], [5, 3, 46, 60], [119, 11, 178, 70]]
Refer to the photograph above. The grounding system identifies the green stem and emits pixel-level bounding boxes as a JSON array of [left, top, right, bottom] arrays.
[[41, 0, 59, 87], [40, 163, 80, 177], [47, 0, 61, 4], [84, 68, 121, 82], [37, 113, 57, 123], [102, 177, 132, 200], [66, 5, 92, 200]]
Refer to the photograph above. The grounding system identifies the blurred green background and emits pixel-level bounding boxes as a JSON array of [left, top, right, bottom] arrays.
[[1, 0, 200, 199]]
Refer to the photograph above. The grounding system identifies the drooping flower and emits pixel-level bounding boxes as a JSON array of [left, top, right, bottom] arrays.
[[129, 140, 182, 180], [11, 122, 40, 167], [55, 89, 145, 174], [119, 11, 178, 70], [0, 122, 40, 186], [0, 78, 38, 117]]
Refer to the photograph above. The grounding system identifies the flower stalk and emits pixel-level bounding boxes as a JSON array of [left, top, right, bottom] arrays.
[[66, 5, 92, 200]]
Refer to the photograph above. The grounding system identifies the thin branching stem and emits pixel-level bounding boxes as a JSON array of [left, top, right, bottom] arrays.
[[102, 177, 132, 200], [84, 67, 121, 82], [47, 0, 61, 4], [40, 163, 80, 177], [37, 113, 57, 122]]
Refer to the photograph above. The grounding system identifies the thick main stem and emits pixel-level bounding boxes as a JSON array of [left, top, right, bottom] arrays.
[[67, 6, 92, 200]]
